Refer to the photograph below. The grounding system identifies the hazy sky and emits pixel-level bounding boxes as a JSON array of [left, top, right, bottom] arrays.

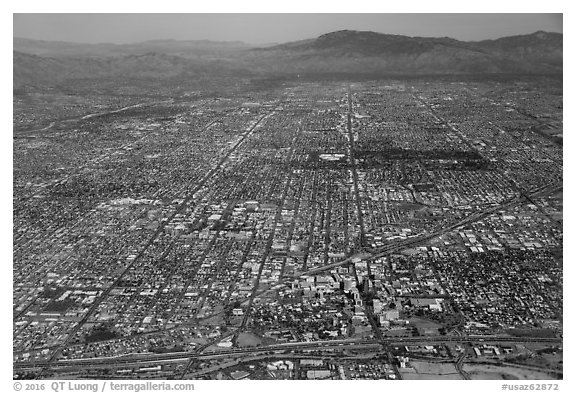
[[13, 14, 563, 45]]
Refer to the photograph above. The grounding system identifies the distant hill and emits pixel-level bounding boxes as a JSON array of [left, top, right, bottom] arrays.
[[13, 51, 253, 88], [473, 31, 563, 69], [249, 30, 562, 74], [13, 37, 254, 58], [13, 30, 562, 89]]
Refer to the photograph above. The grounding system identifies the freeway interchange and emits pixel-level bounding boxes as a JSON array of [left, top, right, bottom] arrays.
[[14, 78, 563, 380]]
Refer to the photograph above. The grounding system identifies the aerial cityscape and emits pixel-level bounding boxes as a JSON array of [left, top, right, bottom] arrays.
[[13, 14, 563, 381]]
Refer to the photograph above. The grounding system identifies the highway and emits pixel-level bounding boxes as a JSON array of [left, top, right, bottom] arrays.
[[258, 179, 560, 286], [16, 87, 563, 379], [455, 345, 471, 380], [19, 147, 560, 374], [37, 111, 272, 376], [15, 99, 176, 136], [15, 335, 561, 373]]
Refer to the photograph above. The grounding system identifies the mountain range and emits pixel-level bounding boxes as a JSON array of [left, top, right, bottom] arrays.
[[13, 30, 562, 88]]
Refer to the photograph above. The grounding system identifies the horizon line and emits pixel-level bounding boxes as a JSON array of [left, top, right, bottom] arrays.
[[12, 29, 562, 47]]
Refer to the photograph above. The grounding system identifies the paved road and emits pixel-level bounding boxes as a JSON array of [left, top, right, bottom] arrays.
[[455, 344, 471, 380], [38, 112, 272, 376], [15, 99, 175, 136], [16, 335, 561, 372]]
